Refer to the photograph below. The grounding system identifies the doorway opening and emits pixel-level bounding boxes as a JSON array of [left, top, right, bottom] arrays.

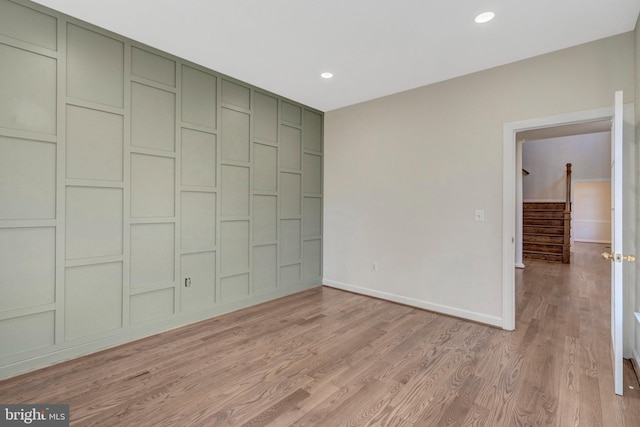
[[519, 124, 611, 263], [501, 105, 616, 331]]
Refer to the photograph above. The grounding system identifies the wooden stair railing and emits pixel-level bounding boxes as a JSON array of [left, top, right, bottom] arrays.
[[563, 163, 571, 264]]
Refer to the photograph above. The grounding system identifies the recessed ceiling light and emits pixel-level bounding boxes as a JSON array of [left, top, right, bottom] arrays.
[[321, 72, 333, 79], [474, 12, 495, 24]]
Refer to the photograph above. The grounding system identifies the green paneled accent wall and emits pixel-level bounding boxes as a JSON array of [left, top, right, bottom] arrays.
[[0, 0, 323, 379]]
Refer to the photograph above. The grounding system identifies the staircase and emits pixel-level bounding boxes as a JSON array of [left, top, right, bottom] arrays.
[[523, 202, 568, 263], [522, 163, 572, 264]]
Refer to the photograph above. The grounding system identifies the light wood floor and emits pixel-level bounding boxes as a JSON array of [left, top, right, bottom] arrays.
[[1, 243, 640, 426]]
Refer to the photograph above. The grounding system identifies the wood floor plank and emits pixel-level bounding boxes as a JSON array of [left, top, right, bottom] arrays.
[[1, 242, 639, 426]]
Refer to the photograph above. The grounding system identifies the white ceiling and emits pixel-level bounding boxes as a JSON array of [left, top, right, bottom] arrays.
[[31, 0, 640, 112]]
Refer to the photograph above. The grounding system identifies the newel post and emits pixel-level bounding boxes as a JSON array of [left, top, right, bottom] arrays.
[[563, 163, 572, 263]]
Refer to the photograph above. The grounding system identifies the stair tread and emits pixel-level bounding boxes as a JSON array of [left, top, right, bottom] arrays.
[[523, 250, 564, 256], [526, 242, 564, 246]]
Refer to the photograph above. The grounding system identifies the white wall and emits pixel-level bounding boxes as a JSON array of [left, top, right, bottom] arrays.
[[573, 181, 611, 243], [522, 132, 610, 200], [324, 33, 635, 327]]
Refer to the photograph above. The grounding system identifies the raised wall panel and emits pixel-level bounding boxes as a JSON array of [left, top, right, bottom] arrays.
[[65, 262, 123, 340], [66, 105, 123, 181], [0, 311, 54, 358], [304, 153, 322, 194], [131, 154, 175, 218], [182, 65, 216, 128], [181, 128, 216, 187], [281, 173, 301, 216], [0, 44, 56, 134], [303, 197, 322, 237], [0, 227, 55, 311], [0, 1, 57, 50], [253, 245, 277, 294], [181, 251, 216, 311], [303, 239, 322, 281], [181, 192, 216, 250], [131, 83, 176, 152], [304, 110, 323, 152], [130, 288, 174, 324], [0, 2, 323, 376], [0, 137, 55, 220], [253, 195, 277, 243], [221, 108, 250, 162], [281, 125, 301, 170], [221, 274, 249, 302], [221, 165, 249, 216], [130, 223, 175, 288], [220, 221, 249, 276], [66, 186, 123, 259], [253, 143, 277, 191], [254, 92, 278, 142], [281, 101, 301, 125], [66, 24, 123, 108], [131, 47, 176, 87], [280, 219, 301, 265], [280, 264, 301, 288], [221, 80, 250, 109]]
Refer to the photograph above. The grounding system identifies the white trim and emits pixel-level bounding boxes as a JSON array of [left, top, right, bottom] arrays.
[[574, 219, 611, 224], [515, 141, 524, 270], [323, 280, 502, 328], [503, 124, 516, 331], [634, 312, 640, 373], [633, 350, 640, 384], [573, 178, 611, 183], [503, 105, 615, 333], [574, 239, 611, 244]]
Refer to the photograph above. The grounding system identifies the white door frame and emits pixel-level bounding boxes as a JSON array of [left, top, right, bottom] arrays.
[[502, 106, 615, 330]]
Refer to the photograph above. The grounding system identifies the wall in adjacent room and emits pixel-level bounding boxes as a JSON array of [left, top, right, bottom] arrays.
[[572, 182, 611, 243], [0, 0, 323, 379], [522, 132, 610, 201]]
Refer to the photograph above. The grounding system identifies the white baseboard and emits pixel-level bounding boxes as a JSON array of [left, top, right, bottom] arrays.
[[516, 262, 526, 269], [573, 239, 610, 244], [632, 349, 640, 384], [323, 280, 503, 329]]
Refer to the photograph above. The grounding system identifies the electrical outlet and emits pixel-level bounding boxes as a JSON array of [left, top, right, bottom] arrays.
[[371, 261, 378, 272], [184, 277, 192, 287]]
